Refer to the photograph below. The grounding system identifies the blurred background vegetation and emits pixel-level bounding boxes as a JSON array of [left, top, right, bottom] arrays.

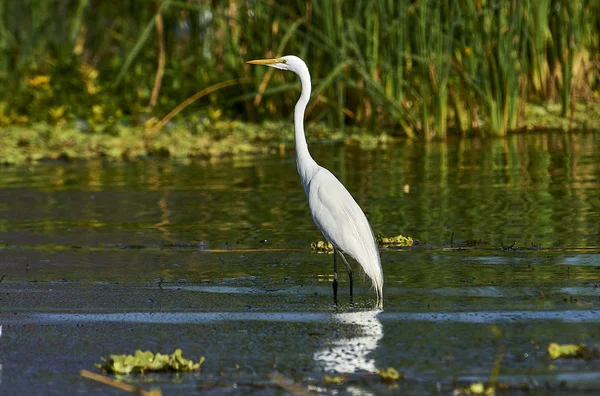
[[0, 0, 599, 162]]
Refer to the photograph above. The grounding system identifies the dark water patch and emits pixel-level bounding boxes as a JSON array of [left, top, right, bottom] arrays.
[[2, 309, 597, 326], [29, 311, 331, 324], [3, 308, 600, 394], [454, 372, 600, 392], [380, 310, 600, 323]]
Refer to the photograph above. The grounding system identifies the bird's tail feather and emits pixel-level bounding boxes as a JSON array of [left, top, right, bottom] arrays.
[[353, 248, 384, 309]]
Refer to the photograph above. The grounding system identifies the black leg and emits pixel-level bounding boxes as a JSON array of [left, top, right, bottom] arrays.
[[348, 271, 354, 305], [338, 251, 354, 305], [332, 248, 339, 306]]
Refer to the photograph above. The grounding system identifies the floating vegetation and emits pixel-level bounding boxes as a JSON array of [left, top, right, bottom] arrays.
[[310, 240, 334, 254], [96, 349, 204, 375], [376, 367, 403, 383], [323, 375, 347, 384], [547, 343, 600, 360], [0, 121, 390, 166], [376, 233, 414, 248], [453, 382, 495, 395], [311, 233, 414, 254]]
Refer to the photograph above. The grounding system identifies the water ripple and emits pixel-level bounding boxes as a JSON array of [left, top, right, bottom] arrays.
[[18, 309, 600, 325]]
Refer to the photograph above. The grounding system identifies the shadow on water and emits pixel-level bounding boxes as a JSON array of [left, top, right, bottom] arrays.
[[1, 133, 600, 393]]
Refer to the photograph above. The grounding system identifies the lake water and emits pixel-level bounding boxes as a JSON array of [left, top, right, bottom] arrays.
[[1, 132, 599, 393]]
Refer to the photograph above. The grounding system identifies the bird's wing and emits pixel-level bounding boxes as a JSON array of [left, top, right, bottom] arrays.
[[308, 168, 376, 260]]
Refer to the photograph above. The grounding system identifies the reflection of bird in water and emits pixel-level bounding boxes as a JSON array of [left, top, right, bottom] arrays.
[[313, 310, 383, 374], [247, 56, 383, 308]]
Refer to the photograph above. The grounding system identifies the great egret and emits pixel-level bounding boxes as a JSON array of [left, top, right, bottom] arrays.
[[247, 55, 383, 309]]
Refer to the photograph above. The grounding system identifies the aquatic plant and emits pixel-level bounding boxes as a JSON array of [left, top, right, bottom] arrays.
[[0, 0, 598, 140], [375, 233, 414, 247], [377, 367, 403, 382], [96, 348, 204, 374], [547, 343, 600, 360]]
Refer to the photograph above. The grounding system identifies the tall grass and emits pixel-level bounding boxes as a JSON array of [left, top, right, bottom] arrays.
[[411, 1, 453, 140], [0, 0, 598, 139], [452, 1, 529, 136]]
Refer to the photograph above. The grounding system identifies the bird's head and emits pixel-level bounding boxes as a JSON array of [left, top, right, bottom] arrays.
[[246, 55, 306, 74]]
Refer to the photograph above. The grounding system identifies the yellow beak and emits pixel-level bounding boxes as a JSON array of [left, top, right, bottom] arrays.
[[246, 58, 286, 65]]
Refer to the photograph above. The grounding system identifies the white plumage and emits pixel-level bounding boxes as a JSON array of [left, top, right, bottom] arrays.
[[247, 55, 383, 309]]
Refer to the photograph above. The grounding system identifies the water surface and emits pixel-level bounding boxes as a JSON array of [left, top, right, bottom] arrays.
[[1, 132, 599, 393]]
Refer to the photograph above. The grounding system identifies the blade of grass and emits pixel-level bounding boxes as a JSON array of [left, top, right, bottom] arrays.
[[150, 78, 250, 134], [252, 17, 306, 106], [113, 0, 171, 88]]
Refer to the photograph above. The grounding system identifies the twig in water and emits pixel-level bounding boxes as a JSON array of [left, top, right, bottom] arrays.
[[269, 372, 317, 396], [80, 370, 161, 395]]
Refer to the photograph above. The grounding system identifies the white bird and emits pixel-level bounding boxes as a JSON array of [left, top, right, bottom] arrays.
[[247, 55, 383, 309]]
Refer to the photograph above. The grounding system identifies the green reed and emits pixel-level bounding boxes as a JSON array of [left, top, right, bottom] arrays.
[[411, 0, 453, 140], [0, 0, 598, 139], [549, 0, 590, 117]]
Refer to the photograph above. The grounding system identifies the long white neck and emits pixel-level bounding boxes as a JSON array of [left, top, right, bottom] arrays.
[[294, 66, 318, 184]]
